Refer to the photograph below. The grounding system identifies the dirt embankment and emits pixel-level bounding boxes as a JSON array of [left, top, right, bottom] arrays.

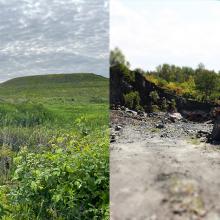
[[110, 110, 220, 220]]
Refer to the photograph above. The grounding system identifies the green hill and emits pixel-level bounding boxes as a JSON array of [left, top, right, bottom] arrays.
[[0, 73, 109, 218], [0, 73, 109, 103]]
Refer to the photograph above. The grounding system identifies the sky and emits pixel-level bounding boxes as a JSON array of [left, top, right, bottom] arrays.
[[111, 0, 220, 72], [0, 0, 109, 82]]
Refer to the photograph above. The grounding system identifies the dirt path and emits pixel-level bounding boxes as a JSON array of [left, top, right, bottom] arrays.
[[110, 111, 220, 220]]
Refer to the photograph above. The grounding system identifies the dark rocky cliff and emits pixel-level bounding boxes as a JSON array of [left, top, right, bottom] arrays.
[[110, 65, 217, 117]]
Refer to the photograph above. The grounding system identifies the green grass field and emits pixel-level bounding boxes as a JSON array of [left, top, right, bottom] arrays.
[[0, 73, 109, 219], [0, 73, 108, 102]]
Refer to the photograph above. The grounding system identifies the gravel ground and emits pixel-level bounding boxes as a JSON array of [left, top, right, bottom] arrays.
[[110, 110, 220, 220]]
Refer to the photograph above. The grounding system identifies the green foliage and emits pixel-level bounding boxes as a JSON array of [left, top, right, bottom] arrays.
[[149, 91, 159, 104], [110, 47, 130, 67], [8, 128, 109, 220], [161, 97, 168, 111], [169, 99, 177, 112], [150, 104, 159, 113], [111, 49, 220, 105], [156, 64, 194, 83], [146, 63, 220, 103], [0, 73, 109, 219], [135, 105, 144, 112], [123, 91, 140, 110], [111, 63, 135, 84], [195, 69, 219, 98], [0, 103, 54, 127]]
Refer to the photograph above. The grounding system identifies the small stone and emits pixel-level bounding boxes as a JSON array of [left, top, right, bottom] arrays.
[[137, 110, 145, 117], [121, 106, 126, 111], [161, 133, 168, 138], [115, 125, 122, 131], [156, 123, 165, 129], [110, 134, 116, 143]]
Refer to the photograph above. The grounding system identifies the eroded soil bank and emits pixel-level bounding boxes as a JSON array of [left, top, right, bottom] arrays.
[[110, 110, 220, 220]]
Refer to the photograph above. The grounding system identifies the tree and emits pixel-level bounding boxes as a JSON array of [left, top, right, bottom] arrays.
[[157, 64, 175, 82], [197, 62, 205, 70], [110, 47, 130, 67], [134, 68, 145, 75], [195, 69, 219, 98], [181, 66, 195, 81]]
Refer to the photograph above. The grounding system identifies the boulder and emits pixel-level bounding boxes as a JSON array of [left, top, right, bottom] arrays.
[[148, 112, 158, 117], [182, 110, 209, 122], [110, 133, 117, 143], [169, 112, 183, 122], [115, 125, 122, 131], [121, 106, 126, 111], [125, 109, 138, 116], [137, 110, 145, 117], [211, 116, 220, 141]]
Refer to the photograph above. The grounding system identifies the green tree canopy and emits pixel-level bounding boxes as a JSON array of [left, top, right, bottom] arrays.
[[110, 47, 130, 67], [195, 69, 219, 97]]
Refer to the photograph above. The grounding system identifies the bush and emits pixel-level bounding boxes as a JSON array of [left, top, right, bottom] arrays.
[[169, 99, 177, 112], [145, 74, 159, 85], [123, 91, 140, 110], [161, 97, 168, 111], [149, 91, 159, 104], [135, 105, 144, 112], [166, 82, 184, 95], [150, 104, 160, 112], [7, 129, 109, 220]]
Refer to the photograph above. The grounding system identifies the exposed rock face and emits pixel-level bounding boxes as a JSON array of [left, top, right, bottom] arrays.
[[110, 65, 133, 106], [110, 65, 217, 120], [182, 110, 210, 122], [168, 112, 183, 122]]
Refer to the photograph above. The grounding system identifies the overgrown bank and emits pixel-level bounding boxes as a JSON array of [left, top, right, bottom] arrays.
[[0, 73, 109, 219], [110, 48, 219, 117]]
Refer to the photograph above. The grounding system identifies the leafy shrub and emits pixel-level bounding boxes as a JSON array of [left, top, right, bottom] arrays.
[[145, 74, 160, 85], [161, 97, 168, 111], [150, 104, 160, 112], [166, 82, 184, 95], [169, 99, 177, 112], [110, 47, 130, 68], [8, 129, 109, 220], [149, 91, 159, 104], [123, 91, 140, 110], [135, 105, 144, 112], [0, 186, 10, 218]]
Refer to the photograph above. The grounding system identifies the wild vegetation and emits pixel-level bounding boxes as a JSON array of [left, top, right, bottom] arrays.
[[0, 73, 109, 219], [111, 48, 220, 112], [145, 63, 220, 102]]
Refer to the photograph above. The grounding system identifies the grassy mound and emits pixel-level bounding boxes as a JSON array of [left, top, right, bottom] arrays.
[[0, 73, 109, 219]]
